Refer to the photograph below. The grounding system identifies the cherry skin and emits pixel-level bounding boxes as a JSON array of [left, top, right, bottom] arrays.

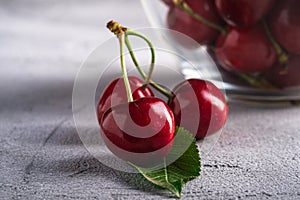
[[215, 0, 274, 27], [100, 97, 176, 166], [215, 24, 277, 73], [168, 79, 228, 140], [167, 0, 223, 46], [97, 76, 154, 123], [265, 55, 300, 88], [268, 0, 300, 55]]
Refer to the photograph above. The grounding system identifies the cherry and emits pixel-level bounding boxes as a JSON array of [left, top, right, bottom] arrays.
[[268, 0, 300, 55], [168, 79, 228, 140], [265, 55, 300, 88], [215, 0, 274, 27], [97, 76, 154, 123], [167, 0, 224, 46], [101, 97, 176, 166], [215, 24, 277, 73]]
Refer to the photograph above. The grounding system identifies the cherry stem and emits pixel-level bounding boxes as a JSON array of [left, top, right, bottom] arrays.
[[263, 20, 289, 64], [107, 20, 133, 102], [172, 0, 227, 35], [124, 34, 174, 99], [119, 34, 134, 102], [124, 36, 145, 77], [107, 20, 174, 99], [238, 73, 275, 89], [125, 30, 155, 86]]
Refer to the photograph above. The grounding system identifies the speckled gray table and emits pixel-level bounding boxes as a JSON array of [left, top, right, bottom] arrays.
[[1, 1, 299, 199]]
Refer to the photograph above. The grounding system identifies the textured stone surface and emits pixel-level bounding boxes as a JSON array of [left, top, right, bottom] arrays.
[[0, 0, 300, 199]]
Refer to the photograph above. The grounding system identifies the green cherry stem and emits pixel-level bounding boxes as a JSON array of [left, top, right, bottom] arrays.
[[124, 35, 145, 77], [118, 33, 133, 102], [125, 30, 155, 85], [107, 20, 133, 102], [124, 34, 174, 99], [172, 0, 227, 35], [263, 20, 289, 64], [107, 20, 174, 99], [238, 73, 275, 89]]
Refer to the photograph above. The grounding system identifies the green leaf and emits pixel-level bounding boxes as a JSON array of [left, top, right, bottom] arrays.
[[130, 127, 201, 198]]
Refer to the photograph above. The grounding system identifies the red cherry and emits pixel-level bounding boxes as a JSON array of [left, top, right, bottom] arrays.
[[169, 79, 228, 140], [167, 0, 223, 46], [97, 76, 154, 123], [268, 0, 300, 55], [265, 55, 300, 88], [215, 24, 277, 73], [100, 97, 176, 166], [215, 0, 274, 27]]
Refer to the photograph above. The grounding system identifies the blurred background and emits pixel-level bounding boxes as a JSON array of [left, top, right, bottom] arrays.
[[0, 0, 149, 113]]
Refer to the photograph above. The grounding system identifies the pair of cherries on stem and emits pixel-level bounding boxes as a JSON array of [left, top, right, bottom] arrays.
[[97, 21, 228, 166]]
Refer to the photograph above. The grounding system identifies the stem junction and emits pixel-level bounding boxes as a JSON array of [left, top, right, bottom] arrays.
[[107, 20, 174, 99]]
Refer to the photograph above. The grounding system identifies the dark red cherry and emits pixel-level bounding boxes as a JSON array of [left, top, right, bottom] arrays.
[[100, 97, 176, 166], [215, 0, 274, 27], [167, 0, 223, 46], [265, 55, 300, 88], [215, 24, 277, 73], [169, 79, 228, 140], [268, 0, 300, 55], [97, 76, 154, 123]]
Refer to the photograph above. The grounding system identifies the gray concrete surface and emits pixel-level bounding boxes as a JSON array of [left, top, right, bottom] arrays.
[[0, 0, 300, 199]]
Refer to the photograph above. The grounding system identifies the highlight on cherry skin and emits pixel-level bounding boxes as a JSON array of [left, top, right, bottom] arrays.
[[97, 76, 154, 123], [169, 79, 228, 140], [100, 97, 176, 167]]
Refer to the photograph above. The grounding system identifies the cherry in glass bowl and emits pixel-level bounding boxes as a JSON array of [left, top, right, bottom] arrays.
[[141, 0, 300, 104]]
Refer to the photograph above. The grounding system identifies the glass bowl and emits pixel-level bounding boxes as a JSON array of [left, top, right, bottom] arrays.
[[141, 0, 300, 104]]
